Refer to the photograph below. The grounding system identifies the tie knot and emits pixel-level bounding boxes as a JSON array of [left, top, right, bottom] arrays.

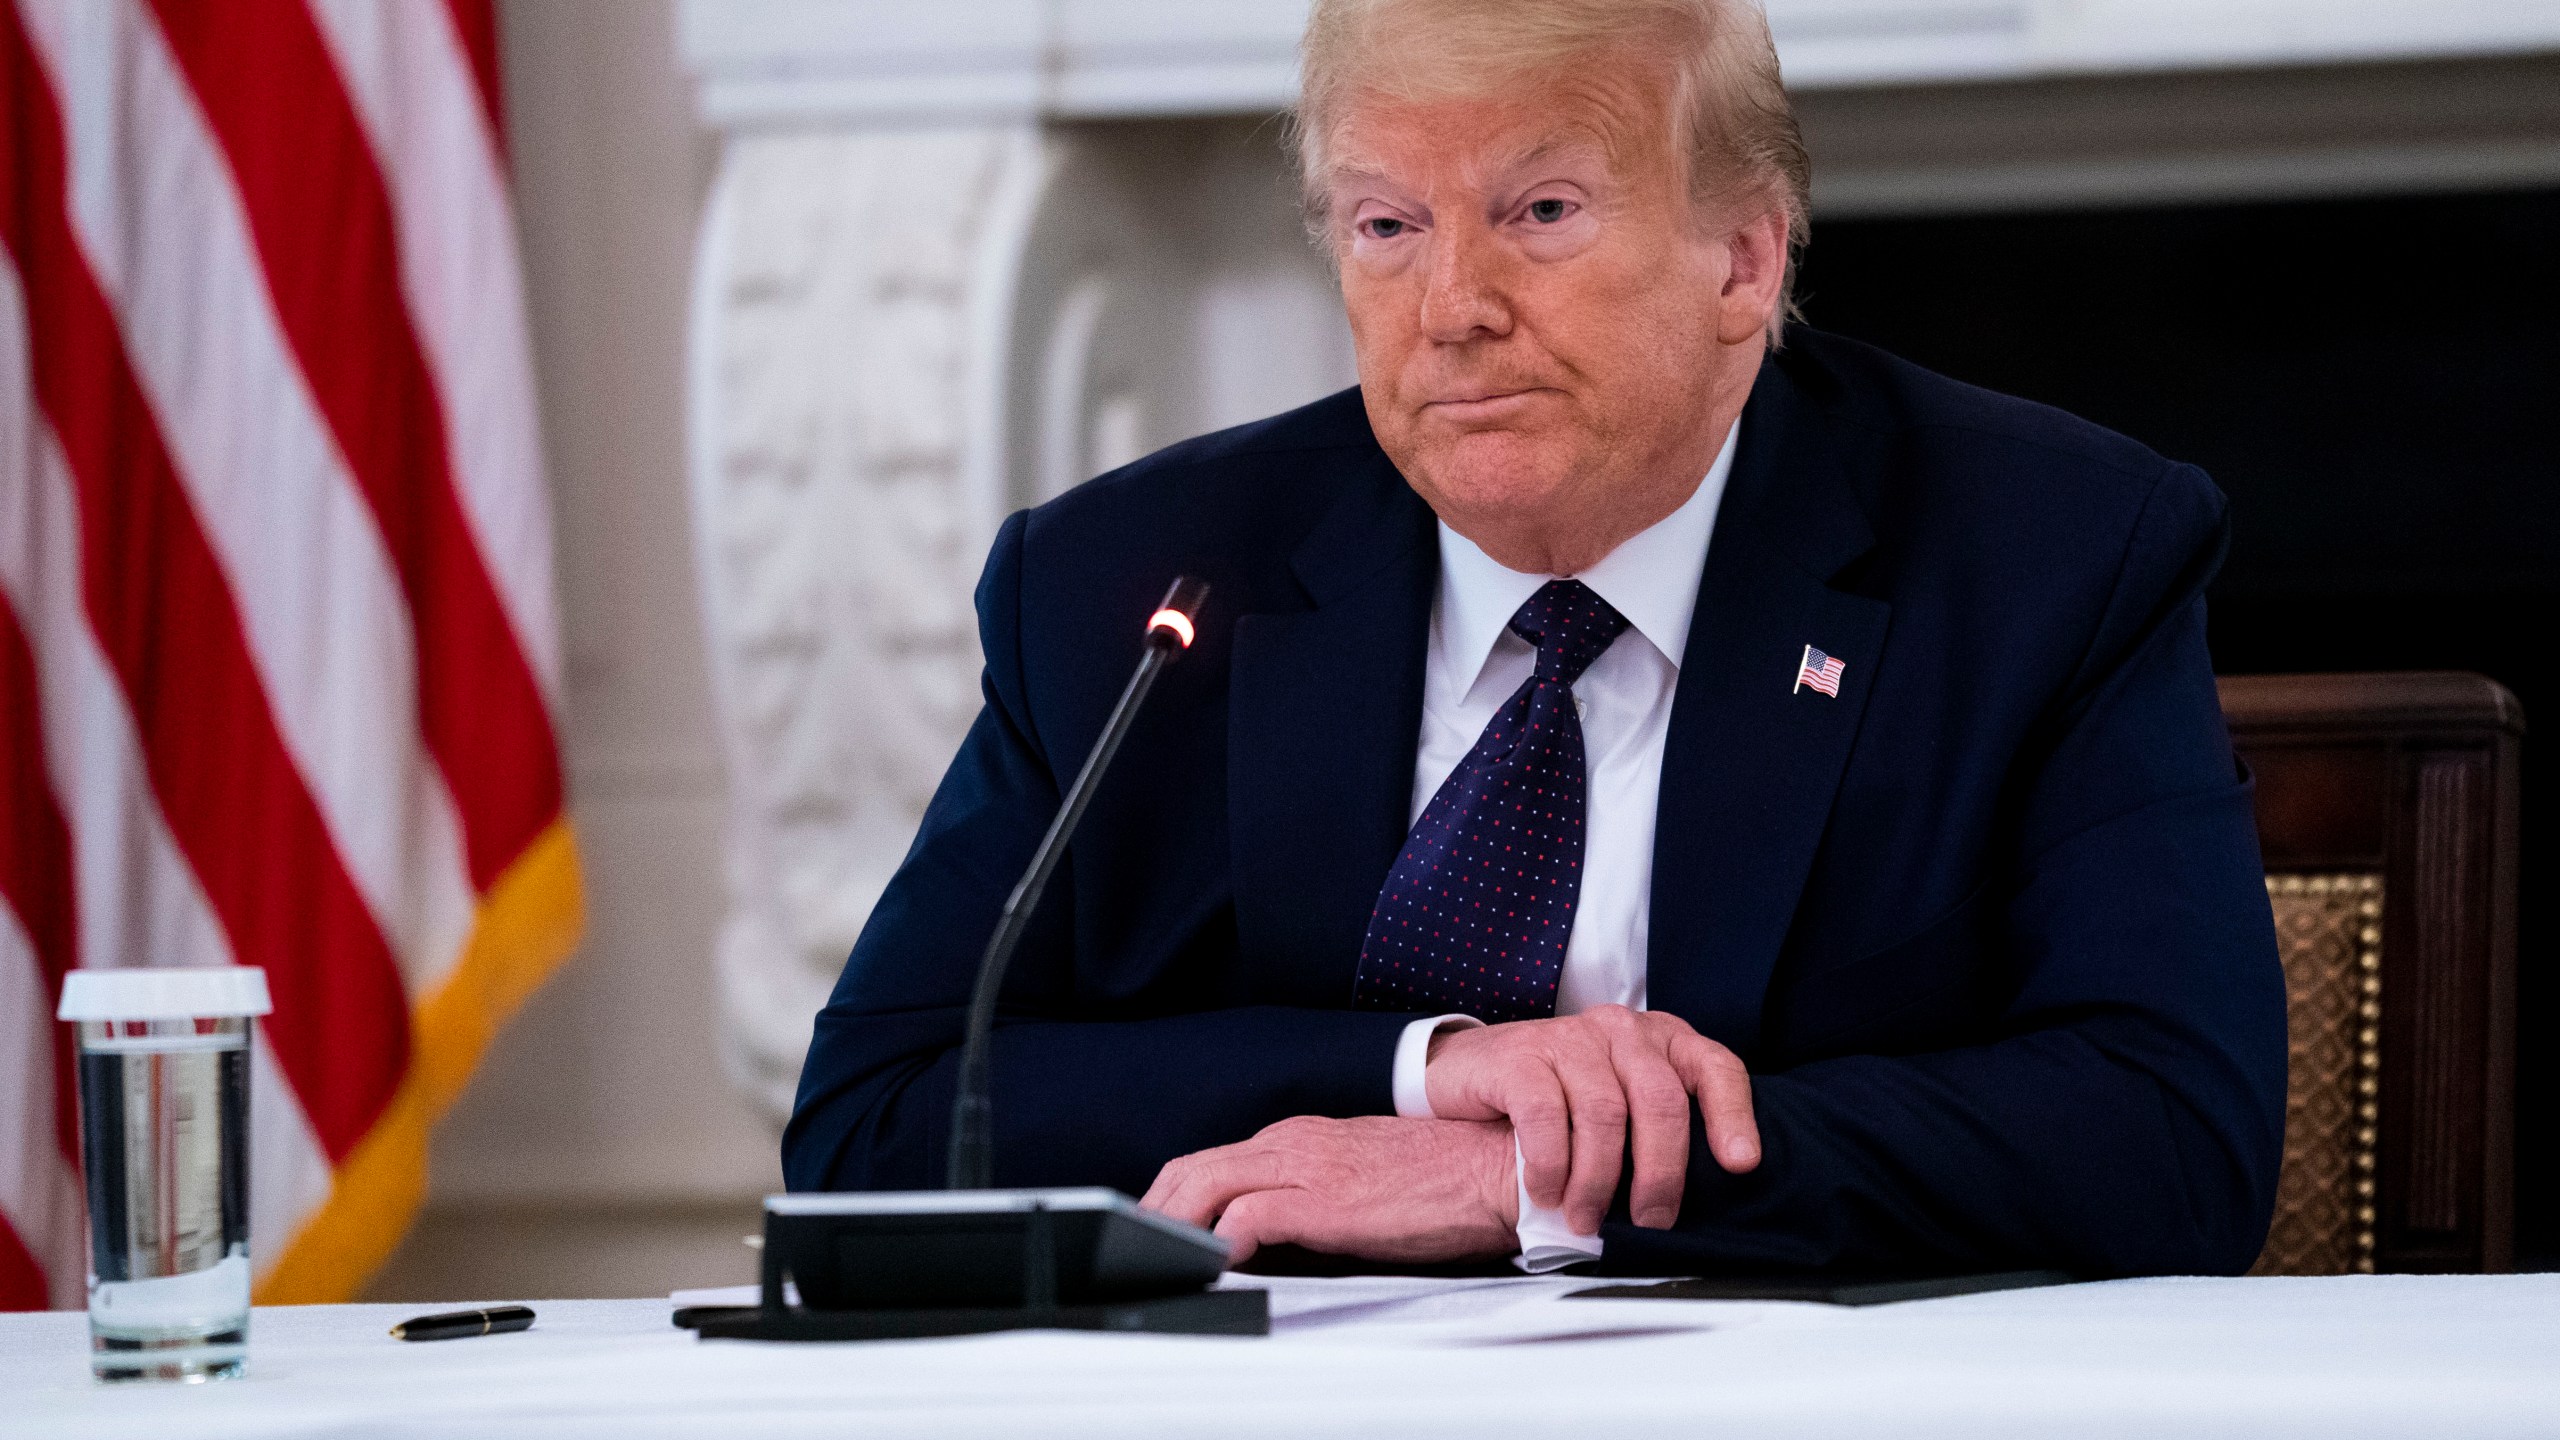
[[1508, 579, 1629, 685]]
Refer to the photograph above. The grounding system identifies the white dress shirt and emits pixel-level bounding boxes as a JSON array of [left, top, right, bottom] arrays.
[[1387, 421, 1737, 1268]]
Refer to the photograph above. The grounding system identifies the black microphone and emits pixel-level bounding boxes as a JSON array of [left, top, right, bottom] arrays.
[[946, 575, 1209, 1190], [675, 575, 1268, 1340]]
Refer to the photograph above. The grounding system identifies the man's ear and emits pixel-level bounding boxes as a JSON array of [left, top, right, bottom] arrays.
[[1714, 205, 1790, 347]]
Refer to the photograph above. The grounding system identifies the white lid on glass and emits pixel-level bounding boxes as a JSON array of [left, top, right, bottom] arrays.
[[56, 966, 273, 1021]]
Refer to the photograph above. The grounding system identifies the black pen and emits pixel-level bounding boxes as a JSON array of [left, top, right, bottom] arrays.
[[390, 1304, 536, 1341]]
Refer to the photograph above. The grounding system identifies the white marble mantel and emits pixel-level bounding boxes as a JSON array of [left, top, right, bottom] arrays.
[[676, 0, 2560, 1122], [680, 0, 2560, 125]]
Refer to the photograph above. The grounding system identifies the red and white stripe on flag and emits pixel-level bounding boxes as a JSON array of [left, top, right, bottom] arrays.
[[0, 0, 581, 1309]]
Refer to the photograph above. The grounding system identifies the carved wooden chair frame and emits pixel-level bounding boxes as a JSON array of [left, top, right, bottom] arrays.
[[2225, 673, 2522, 1274]]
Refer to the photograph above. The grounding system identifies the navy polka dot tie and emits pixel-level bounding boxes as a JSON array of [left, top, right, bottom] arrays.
[[1352, 579, 1630, 1023]]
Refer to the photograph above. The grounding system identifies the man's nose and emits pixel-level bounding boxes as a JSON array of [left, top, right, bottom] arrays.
[[1417, 223, 1514, 344]]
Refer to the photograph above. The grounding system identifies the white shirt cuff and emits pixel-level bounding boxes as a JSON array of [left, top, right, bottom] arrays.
[[1390, 1013, 1482, 1119], [1512, 1135, 1605, 1273], [1391, 1016, 1594, 1269]]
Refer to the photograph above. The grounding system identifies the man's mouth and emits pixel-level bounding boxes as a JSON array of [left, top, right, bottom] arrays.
[[1422, 388, 1548, 419]]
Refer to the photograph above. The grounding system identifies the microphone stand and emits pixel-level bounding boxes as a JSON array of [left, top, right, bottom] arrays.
[[947, 575, 1208, 1190], [678, 575, 1269, 1342]]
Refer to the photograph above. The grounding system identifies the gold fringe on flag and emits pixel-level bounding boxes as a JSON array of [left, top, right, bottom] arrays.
[[256, 819, 585, 1304]]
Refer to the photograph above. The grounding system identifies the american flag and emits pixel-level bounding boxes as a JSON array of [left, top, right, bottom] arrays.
[[1, 0, 580, 1308], [1795, 644, 1846, 698]]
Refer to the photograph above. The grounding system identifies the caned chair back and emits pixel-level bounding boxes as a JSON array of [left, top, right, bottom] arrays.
[[2221, 673, 2522, 1274]]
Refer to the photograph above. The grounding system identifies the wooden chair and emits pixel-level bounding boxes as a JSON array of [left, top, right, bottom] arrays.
[[2222, 673, 2523, 1275]]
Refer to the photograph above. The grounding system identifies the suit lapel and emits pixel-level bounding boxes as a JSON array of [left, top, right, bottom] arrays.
[[1648, 354, 1892, 1057], [1228, 455, 1437, 1004]]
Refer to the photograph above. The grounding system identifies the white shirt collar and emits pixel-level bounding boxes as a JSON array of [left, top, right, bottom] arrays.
[[1431, 419, 1738, 687]]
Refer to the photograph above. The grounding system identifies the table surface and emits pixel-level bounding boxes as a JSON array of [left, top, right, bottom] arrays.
[[6, 1273, 2558, 1439]]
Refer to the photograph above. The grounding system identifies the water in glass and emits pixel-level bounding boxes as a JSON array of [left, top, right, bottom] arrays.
[[76, 1016, 253, 1383]]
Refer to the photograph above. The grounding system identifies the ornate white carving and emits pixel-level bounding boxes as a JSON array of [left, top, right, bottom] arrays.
[[688, 127, 1052, 1121], [687, 113, 1355, 1125]]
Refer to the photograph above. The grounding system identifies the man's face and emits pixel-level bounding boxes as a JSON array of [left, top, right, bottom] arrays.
[[1323, 56, 1770, 568]]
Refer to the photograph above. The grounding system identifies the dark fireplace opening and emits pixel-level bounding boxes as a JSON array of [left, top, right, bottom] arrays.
[[1797, 186, 2560, 1267]]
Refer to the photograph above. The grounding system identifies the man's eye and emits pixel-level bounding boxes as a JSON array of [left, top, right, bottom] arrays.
[[1361, 217, 1408, 239], [1526, 198, 1570, 223]]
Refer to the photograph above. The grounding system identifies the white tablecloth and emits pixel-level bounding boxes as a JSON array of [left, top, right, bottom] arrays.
[[5, 1273, 2557, 1439]]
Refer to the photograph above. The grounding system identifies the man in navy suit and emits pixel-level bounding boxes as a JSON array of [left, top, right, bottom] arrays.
[[785, 0, 2288, 1278]]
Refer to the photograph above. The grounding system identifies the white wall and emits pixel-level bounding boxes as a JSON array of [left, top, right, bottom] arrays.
[[366, 0, 775, 1303]]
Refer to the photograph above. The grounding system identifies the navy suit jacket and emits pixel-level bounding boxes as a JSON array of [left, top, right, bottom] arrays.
[[786, 327, 2290, 1278]]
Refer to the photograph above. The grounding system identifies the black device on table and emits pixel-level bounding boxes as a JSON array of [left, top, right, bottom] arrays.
[[676, 579, 1262, 1342]]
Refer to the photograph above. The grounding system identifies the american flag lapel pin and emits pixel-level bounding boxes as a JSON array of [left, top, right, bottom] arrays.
[[1794, 644, 1846, 698]]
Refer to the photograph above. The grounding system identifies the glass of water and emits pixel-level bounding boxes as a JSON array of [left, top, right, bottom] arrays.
[[56, 967, 272, 1384]]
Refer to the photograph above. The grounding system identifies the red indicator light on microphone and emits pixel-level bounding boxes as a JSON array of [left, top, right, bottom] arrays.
[[1147, 609, 1196, 648], [1146, 576, 1208, 651]]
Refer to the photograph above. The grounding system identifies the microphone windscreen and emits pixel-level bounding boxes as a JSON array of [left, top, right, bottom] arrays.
[[1158, 576, 1209, 621]]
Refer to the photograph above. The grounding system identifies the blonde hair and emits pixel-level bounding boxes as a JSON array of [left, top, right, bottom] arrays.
[[1294, 0, 1810, 341]]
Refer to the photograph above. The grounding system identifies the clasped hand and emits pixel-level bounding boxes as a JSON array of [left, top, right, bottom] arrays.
[[1142, 1006, 1760, 1263]]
